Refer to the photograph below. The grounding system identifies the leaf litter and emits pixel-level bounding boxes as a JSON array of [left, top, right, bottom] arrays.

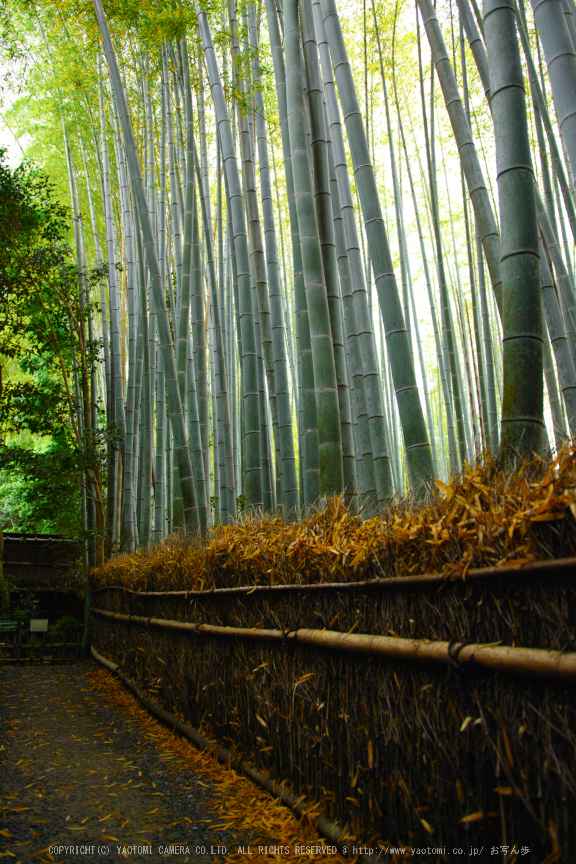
[[87, 667, 356, 864]]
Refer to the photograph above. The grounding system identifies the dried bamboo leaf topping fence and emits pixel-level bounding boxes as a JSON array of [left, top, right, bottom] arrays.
[[93, 455, 576, 596]]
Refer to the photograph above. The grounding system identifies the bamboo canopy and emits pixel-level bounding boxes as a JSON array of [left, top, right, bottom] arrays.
[[3, 0, 576, 556]]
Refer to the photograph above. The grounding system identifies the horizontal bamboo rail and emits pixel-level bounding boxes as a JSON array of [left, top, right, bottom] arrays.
[[92, 607, 576, 681], [92, 555, 576, 598], [90, 645, 351, 854]]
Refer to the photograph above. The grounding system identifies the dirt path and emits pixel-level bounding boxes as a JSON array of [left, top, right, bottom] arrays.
[[0, 662, 256, 864]]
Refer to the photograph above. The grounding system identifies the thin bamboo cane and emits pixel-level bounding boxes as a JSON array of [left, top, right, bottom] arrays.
[[395, 81, 457, 472], [249, 6, 300, 516], [265, 0, 320, 508], [418, 26, 464, 472], [539, 238, 576, 435], [320, 0, 434, 495], [313, 0, 393, 503], [195, 1, 263, 512], [417, 0, 503, 316], [531, 0, 576, 184], [94, 1, 200, 533]]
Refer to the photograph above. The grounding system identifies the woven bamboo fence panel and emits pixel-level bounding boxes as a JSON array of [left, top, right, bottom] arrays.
[[92, 566, 576, 862]]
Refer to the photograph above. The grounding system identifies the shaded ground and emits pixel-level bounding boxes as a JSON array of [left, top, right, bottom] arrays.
[[0, 662, 256, 864]]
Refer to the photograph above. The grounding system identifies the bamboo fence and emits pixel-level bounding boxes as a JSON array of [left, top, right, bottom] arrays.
[[92, 557, 576, 861]]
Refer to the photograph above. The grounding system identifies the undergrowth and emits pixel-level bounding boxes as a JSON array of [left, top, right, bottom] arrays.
[[93, 448, 576, 592]]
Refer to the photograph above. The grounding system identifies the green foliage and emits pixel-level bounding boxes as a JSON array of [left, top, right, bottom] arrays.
[[0, 438, 81, 533], [0, 149, 99, 536], [0, 148, 73, 362]]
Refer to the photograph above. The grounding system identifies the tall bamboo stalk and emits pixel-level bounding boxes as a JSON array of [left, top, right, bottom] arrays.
[[94, 0, 200, 533], [484, 0, 544, 454], [417, 0, 503, 315], [265, 0, 320, 508], [300, 0, 356, 504], [249, 5, 299, 515], [285, 0, 344, 500], [321, 0, 434, 494], [195, 0, 263, 512]]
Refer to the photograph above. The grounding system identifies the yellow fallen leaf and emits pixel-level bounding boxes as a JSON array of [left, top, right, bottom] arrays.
[[420, 818, 433, 834], [294, 673, 314, 685], [98, 814, 112, 822], [460, 811, 484, 823], [101, 834, 119, 841], [494, 787, 512, 796], [30, 848, 51, 858], [0, 831, 13, 838]]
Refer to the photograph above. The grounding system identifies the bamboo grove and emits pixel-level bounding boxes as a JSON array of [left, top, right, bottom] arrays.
[[2, 0, 576, 564]]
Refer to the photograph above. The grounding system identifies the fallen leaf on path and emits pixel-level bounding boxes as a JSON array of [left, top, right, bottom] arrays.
[[30, 848, 51, 858], [460, 811, 484, 823]]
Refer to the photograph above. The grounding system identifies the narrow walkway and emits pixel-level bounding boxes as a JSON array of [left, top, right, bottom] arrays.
[[0, 662, 254, 863]]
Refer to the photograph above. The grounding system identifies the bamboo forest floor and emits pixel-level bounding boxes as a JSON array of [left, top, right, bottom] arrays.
[[0, 662, 348, 864]]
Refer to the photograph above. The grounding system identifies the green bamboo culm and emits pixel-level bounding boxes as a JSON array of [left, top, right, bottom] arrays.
[[249, 5, 299, 517], [531, 0, 576, 185], [300, 0, 356, 506], [483, 0, 544, 455], [320, 0, 433, 495], [285, 0, 344, 500], [416, 0, 502, 315], [195, 0, 263, 513], [93, 0, 200, 535], [264, 0, 320, 509]]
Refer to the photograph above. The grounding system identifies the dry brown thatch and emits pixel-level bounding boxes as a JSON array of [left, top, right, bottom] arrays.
[[93, 450, 576, 593]]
